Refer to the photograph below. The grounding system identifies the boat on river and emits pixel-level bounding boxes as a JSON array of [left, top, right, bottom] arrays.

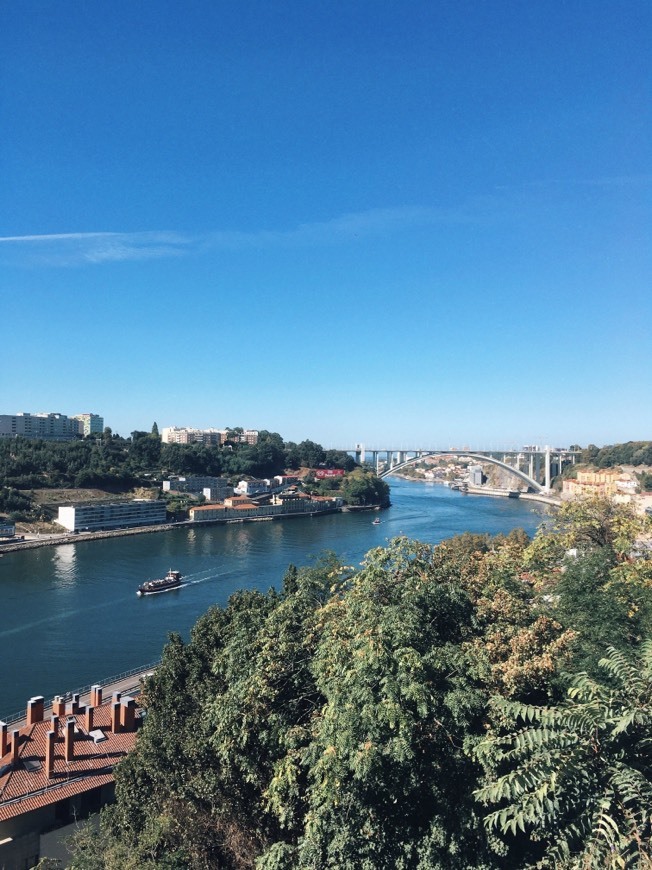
[[137, 569, 182, 596], [372, 518, 381, 525]]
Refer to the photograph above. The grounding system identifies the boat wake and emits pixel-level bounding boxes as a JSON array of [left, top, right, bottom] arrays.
[[141, 570, 230, 595], [182, 572, 229, 588]]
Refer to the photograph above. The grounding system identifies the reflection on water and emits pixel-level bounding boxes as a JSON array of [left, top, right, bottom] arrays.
[[52, 544, 78, 586], [0, 479, 549, 716]]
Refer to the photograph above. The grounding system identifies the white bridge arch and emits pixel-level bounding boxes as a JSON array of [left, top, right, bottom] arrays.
[[377, 450, 545, 492]]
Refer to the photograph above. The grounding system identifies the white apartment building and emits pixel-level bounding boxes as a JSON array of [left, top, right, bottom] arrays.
[[0, 412, 82, 441], [163, 476, 233, 499], [72, 413, 104, 436], [56, 500, 167, 532], [467, 465, 484, 486], [234, 479, 270, 496], [161, 427, 223, 445]]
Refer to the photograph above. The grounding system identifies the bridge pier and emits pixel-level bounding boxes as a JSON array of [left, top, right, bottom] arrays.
[[544, 447, 551, 492]]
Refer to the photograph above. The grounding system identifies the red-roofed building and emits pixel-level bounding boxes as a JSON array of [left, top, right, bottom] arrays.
[[0, 687, 141, 869]]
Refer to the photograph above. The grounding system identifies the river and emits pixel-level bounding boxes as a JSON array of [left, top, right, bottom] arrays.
[[0, 479, 550, 718]]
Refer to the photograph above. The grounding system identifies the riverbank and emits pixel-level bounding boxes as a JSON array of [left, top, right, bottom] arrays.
[[0, 521, 184, 552], [389, 473, 560, 508], [465, 485, 560, 507], [0, 503, 375, 553]]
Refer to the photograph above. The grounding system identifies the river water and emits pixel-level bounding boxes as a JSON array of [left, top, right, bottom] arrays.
[[0, 479, 550, 718]]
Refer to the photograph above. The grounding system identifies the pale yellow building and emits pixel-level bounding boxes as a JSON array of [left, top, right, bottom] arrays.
[[563, 469, 629, 498]]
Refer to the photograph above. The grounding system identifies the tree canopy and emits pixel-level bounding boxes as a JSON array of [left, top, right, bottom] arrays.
[[0, 431, 362, 521], [66, 499, 652, 869]]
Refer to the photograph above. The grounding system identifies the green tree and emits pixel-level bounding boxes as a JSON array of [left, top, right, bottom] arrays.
[[67, 502, 652, 869], [128, 431, 162, 469], [340, 468, 390, 507], [293, 538, 492, 869], [323, 449, 356, 471], [295, 440, 326, 469], [475, 642, 652, 868], [553, 549, 645, 676], [528, 496, 649, 565]]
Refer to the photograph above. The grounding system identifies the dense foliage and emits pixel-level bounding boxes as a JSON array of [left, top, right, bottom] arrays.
[[0, 432, 361, 519], [66, 499, 652, 869], [476, 643, 652, 869], [0, 431, 355, 492], [579, 441, 652, 468], [339, 468, 391, 507]]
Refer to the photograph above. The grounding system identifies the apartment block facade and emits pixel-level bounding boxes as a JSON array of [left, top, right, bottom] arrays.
[[562, 469, 628, 498], [161, 426, 259, 446], [0, 413, 81, 441], [162, 476, 232, 496], [0, 412, 104, 441], [72, 413, 104, 436], [56, 500, 167, 532]]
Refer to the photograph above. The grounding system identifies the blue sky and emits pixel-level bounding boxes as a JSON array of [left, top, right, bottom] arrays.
[[2, 1, 650, 449]]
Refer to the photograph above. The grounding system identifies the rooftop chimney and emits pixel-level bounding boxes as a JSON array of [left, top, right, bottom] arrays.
[[51, 714, 60, 736], [85, 706, 94, 733], [91, 685, 102, 707], [120, 697, 136, 732], [10, 729, 20, 765], [45, 730, 56, 778], [27, 696, 45, 726], [0, 721, 7, 757], [69, 693, 81, 715], [64, 718, 75, 762], [52, 696, 65, 717], [111, 700, 121, 733]]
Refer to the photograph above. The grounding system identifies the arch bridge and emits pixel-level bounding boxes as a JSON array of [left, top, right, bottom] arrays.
[[350, 445, 581, 493]]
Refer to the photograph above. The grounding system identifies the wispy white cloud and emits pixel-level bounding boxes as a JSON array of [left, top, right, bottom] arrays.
[[3, 176, 649, 268], [0, 229, 194, 266], [0, 204, 478, 267]]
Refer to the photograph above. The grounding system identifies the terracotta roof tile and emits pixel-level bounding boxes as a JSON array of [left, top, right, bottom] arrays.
[[0, 703, 138, 821]]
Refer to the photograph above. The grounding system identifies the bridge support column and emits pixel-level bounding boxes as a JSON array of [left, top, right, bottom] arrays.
[[355, 443, 365, 465], [529, 455, 534, 479], [544, 447, 551, 492]]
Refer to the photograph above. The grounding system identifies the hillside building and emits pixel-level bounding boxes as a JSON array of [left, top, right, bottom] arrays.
[[71, 413, 104, 436], [0, 413, 81, 442], [234, 479, 270, 496], [562, 469, 634, 498], [56, 500, 166, 533], [162, 476, 233, 500], [467, 465, 484, 486], [189, 493, 342, 523], [161, 427, 259, 446]]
